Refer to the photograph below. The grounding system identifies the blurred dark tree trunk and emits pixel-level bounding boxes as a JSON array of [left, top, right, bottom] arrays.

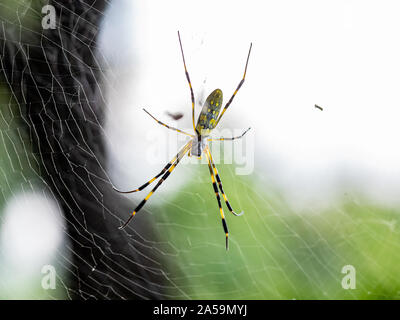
[[0, 0, 166, 299]]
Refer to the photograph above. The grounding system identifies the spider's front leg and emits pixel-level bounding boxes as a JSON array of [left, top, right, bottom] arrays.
[[215, 43, 252, 127], [143, 108, 193, 137], [178, 31, 197, 134]]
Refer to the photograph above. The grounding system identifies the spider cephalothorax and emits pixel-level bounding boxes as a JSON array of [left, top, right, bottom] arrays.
[[113, 31, 252, 250]]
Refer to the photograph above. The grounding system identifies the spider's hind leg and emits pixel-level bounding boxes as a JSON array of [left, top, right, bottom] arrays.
[[206, 148, 244, 217], [205, 150, 229, 250]]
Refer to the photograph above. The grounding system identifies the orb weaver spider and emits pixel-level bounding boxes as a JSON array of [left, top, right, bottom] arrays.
[[113, 31, 252, 250]]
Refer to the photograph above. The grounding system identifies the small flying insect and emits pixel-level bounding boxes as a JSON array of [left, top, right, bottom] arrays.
[[315, 104, 323, 111], [113, 31, 252, 250], [166, 111, 184, 121]]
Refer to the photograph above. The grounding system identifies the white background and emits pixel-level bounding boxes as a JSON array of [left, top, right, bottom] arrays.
[[100, 0, 400, 208]]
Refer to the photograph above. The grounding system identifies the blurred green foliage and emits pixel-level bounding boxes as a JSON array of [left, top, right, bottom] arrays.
[[153, 163, 400, 300]]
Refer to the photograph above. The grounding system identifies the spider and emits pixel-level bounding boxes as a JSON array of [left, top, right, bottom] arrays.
[[113, 31, 252, 250]]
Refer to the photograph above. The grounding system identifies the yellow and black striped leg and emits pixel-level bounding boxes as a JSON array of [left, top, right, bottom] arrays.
[[143, 108, 194, 137], [206, 155, 229, 250], [215, 43, 252, 127], [178, 31, 197, 134], [208, 127, 251, 142], [113, 143, 190, 194], [118, 142, 191, 229], [206, 148, 244, 217]]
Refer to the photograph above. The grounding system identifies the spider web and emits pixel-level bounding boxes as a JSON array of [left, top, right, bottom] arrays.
[[0, 0, 400, 300]]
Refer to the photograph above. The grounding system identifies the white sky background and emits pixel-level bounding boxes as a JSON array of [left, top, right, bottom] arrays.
[[100, 0, 400, 209]]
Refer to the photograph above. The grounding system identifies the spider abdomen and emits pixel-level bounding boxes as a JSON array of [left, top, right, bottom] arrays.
[[195, 89, 223, 136]]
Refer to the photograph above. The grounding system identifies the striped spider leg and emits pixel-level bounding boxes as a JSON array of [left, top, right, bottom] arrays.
[[178, 31, 197, 134], [215, 43, 252, 127], [205, 148, 229, 250], [142, 108, 194, 137], [117, 140, 192, 229], [205, 146, 244, 250], [208, 127, 251, 142], [205, 146, 244, 218], [113, 139, 191, 194]]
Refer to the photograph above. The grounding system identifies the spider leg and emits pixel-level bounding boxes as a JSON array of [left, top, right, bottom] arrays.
[[205, 151, 229, 250], [206, 147, 244, 217], [215, 43, 252, 127], [208, 127, 251, 142], [178, 31, 197, 134], [119, 141, 191, 229], [143, 109, 194, 137], [113, 142, 191, 194]]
